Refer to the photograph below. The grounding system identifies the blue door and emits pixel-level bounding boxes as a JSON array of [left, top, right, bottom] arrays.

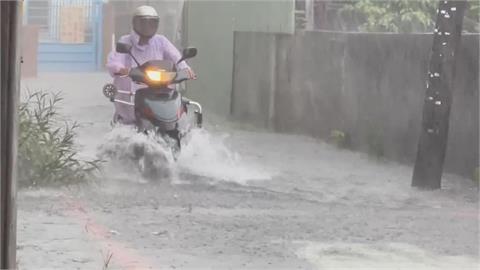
[[25, 0, 103, 72]]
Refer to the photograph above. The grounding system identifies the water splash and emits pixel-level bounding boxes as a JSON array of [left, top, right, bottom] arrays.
[[177, 128, 271, 185], [97, 126, 270, 185], [97, 125, 174, 181]]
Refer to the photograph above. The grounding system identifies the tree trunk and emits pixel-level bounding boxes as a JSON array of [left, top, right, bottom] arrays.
[[412, 1, 467, 189]]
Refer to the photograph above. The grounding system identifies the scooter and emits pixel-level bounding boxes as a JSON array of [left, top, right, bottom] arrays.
[[102, 42, 202, 178]]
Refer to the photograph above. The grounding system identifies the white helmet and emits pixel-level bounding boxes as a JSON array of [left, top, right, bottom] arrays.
[[133, 5, 159, 18], [132, 6, 159, 39]]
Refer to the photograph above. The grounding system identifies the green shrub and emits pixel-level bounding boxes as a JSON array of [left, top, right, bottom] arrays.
[[329, 129, 351, 149], [339, 0, 480, 33], [339, 0, 438, 33], [18, 91, 101, 187]]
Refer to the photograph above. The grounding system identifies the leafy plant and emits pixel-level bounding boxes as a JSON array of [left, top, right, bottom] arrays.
[[329, 129, 351, 149], [339, 0, 479, 33], [18, 91, 102, 187]]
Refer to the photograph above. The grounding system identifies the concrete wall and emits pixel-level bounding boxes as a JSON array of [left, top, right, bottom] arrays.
[[232, 31, 479, 176], [183, 0, 295, 116], [231, 32, 279, 127], [21, 25, 39, 78]]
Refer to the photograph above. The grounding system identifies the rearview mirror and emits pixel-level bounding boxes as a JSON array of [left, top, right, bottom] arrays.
[[177, 47, 197, 64], [182, 47, 197, 59], [116, 42, 132, 54]]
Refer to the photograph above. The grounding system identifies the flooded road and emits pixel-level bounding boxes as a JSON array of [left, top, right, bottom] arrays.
[[17, 73, 479, 269]]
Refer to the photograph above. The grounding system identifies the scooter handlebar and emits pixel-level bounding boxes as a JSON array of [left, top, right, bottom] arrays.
[[172, 69, 191, 84]]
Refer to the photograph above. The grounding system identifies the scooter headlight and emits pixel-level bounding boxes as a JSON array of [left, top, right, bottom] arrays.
[[145, 69, 176, 84]]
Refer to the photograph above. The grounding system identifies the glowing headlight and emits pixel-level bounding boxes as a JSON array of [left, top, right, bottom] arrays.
[[145, 69, 176, 83]]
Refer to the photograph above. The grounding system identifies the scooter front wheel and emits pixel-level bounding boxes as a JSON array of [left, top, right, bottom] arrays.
[[162, 129, 181, 161], [140, 153, 170, 180]]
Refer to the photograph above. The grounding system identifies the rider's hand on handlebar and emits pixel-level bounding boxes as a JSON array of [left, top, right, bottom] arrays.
[[187, 68, 197, 80], [114, 67, 130, 77]]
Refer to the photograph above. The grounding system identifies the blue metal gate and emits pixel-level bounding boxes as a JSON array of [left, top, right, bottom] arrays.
[[24, 0, 103, 72]]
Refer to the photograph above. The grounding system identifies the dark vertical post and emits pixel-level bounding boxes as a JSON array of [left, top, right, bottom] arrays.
[[0, 0, 21, 268], [412, 1, 467, 189]]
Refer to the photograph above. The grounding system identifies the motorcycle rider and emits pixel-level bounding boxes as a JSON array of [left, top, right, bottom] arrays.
[[106, 5, 196, 125]]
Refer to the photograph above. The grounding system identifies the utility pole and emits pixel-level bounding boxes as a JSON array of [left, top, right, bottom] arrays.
[[412, 1, 467, 189], [0, 0, 22, 268]]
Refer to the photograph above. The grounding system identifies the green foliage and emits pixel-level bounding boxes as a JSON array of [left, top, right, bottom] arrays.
[[329, 129, 351, 149], [465, 0, 480, 32], [339, 0, 480, 33], [467, 0, 480, 21], [340, 0, 438, 32], [18, 91, 102, 187]]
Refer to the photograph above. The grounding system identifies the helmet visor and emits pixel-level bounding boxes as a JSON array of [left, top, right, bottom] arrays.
[[133, 16, 159, 38]]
